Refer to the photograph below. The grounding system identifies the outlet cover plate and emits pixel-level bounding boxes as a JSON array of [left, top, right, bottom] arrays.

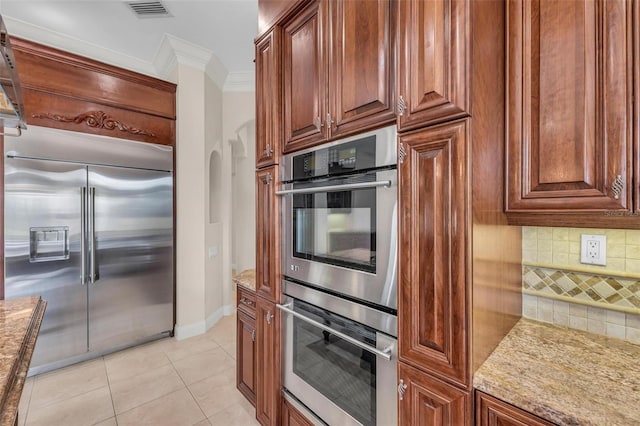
[[580, 234, 607, 266]]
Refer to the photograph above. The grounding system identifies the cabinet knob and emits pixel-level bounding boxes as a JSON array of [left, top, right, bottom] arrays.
[[611, 175, 624, 200], [251, 329, 256, 341], [398, 142, 407, 164], [264, 172, 273, 185], [266, 311, 274, 325], [315, 116, 324, 131], [398, 96, 407, 116], [398, 379, 408, 400]]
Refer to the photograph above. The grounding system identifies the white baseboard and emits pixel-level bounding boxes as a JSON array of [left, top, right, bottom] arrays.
[[223, 304, 236, 316], [174, 321, 206, 340], [174, 304, 237, 340]]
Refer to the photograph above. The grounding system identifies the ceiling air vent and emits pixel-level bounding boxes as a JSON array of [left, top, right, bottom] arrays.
[[125, 1, 172, 18]]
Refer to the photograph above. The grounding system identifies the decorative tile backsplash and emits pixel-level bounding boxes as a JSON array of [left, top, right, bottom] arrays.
[[523, 266, 640, 312], [522, 226, 640, 344]]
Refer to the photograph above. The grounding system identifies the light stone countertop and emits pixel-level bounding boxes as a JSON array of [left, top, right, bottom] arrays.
[[0, 296, 46, 426], [233, 269, 256, 291], [474, 318, 640, 426]]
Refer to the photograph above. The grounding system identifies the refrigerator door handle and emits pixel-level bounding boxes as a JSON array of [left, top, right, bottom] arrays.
[[81, 187, 87, 285], [89, 187, 97, 284]]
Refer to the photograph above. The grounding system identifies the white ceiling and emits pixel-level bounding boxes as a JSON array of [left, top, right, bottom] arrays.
[[0, 0, 258, 85]]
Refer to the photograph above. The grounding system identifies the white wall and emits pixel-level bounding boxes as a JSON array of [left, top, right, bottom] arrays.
[[174, 63, 208, 337], [225, 91, 256, 275]]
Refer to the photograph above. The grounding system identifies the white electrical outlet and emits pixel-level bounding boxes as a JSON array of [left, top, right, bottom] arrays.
[[580, 234, 607, 266]]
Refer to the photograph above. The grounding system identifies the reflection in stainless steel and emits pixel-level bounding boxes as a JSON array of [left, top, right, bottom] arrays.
[[5, 126, 173, 374]]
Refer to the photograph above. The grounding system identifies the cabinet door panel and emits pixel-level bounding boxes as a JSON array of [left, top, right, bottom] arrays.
[[256, 30, 281, 168], [506, 0, 632, 212], [399, 363, 470, 426], [237, 311, 256, 406], [256, 297, 281, 426], [329, 0, 396, 138], [283, 0, 327, 152], [256, 167, 279, 301], [476, 392, 555, 426], [398, 121, 468, 387], [397, 0, 469, 131]]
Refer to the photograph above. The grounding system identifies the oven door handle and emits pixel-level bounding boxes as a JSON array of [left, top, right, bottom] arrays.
[[276, 302, 393, 361], [275, 180, 392, 196]]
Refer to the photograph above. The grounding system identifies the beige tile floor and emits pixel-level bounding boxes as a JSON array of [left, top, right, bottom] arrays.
[[18, 314, 260, 426]]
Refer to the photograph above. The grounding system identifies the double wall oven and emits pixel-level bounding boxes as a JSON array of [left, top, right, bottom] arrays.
[[276, 125, 398, 426]]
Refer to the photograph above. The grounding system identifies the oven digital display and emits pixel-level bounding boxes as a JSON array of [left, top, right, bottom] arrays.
[[291, 135, 376, 180]]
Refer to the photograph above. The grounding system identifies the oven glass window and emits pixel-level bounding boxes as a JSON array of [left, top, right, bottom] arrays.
[[292, 300, 377, 426], [293, 178, 376, 273]]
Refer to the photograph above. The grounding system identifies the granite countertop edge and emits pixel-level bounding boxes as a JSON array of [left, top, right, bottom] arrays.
[[233, 269, 256, 292], [0, 297, 47, 426], [473, 317, 640, 426]]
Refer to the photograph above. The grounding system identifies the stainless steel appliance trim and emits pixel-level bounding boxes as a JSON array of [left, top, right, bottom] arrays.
[[282, 294, 398, 426], [80, 187, 87, 285], [277, 302, 393, 361], [283, 280, 397, 337], [89, 187, 97, 284], [282, 168, 398, 310], [280, 124, 397, 179], [276, 179, 392, 195], [282, 390, 329, 426], [5, 125, 173, 171]]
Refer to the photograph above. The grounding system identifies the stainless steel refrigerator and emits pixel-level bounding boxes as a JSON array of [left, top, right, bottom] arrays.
[[4, 126, 174, 375]]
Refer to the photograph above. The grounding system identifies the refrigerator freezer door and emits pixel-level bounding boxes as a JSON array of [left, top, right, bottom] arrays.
[[87, 165, 173, 352], [4, 158, 88, 367]]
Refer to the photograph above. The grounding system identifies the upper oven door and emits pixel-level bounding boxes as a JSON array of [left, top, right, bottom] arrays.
[[280, 168, 397, 310]]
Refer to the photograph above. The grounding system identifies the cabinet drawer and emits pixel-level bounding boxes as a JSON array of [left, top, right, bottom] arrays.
[[476, 391, 556, 426], [237, 286, 257, 318]]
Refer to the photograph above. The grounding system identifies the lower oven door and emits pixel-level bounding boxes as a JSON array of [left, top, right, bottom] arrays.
[[278, 296, 397, 426]]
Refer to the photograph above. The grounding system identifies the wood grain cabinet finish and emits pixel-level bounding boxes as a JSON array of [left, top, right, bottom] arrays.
[[11, 37, 176, 146], [505, 0, 633, 214], [396, 0, 469, 132], [398, 120, 469, 388], [476, 392, 556, 426], [398, 362, 470, 426], [236, 286, 257, 405], [283, 0, 328, 151], [282, 0, 396, 153], [256, 297, 281, 426], [256, 29, 282, 168], [237, 310, 256, 406], [282, 399, 315, 426], [256, 167, 280, 302]]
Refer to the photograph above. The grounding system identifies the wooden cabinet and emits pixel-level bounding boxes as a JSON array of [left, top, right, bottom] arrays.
[[398, 362, 470, 426], [396, 0, 469, 132], [256, 297, 281, 426], [282, 398, 315, 426], [505, 0, 635, 226], [476, 392, 556, 426], [236, 286, 257, 406], [256, 29, 282, 168], [282, 0, 396, 153], [255, 166, 280, 301], [398, 120, 469, 387]]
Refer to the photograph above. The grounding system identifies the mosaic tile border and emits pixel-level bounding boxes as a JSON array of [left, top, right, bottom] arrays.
[[522, 266, 640, 314]]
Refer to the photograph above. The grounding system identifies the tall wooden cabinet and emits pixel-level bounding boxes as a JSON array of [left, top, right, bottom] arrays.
[[282, 0, 396, 153], [396, 0, 469, 132], [505, 0, 639, 229], [396, 0, 522, 423], [255, 297, 281, 426], [256, 167, 280, 301], [256, 29, 282, 168]]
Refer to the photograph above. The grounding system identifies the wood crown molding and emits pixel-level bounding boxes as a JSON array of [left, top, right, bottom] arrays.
[[31, 111, 157, 138]]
